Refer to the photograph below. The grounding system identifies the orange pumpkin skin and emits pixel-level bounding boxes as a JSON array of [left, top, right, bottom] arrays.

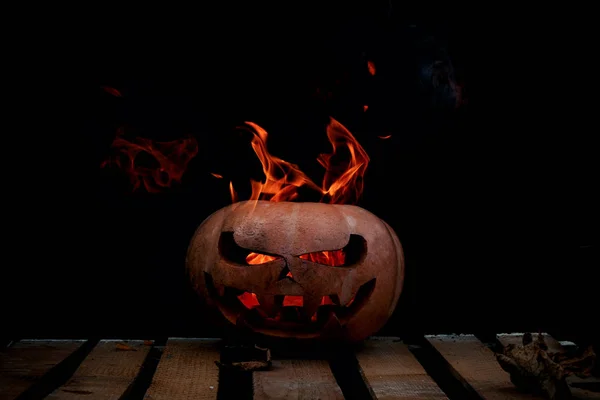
[[186, 200, 404, 343]]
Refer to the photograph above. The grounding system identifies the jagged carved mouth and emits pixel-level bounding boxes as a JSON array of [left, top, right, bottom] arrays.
[[204, 272, 376, 334]]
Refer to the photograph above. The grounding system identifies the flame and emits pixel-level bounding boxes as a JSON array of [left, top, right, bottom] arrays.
[[246, 253, 278, 264], [101, 129, 198, 193], [318, 118, 369, 204], [367, 60, 376, 76], [235, 117, 369, 205], [236, 293, 336, 310], [238, 292, 259, 308], [299, 250, 345, 267], [229, 181, 238, 203], [378, 135, 392, 140]]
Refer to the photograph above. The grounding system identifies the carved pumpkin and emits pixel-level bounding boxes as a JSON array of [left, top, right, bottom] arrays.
[[186, 200, 404, 343]]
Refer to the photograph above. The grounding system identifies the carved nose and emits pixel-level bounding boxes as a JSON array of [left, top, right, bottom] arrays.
[[278, 256, 299, 281], [277, 264, 294, 281]]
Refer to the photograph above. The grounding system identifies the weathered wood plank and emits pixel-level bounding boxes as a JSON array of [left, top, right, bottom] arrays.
[[45, 340, 151, 399], [0, 340, 85, 400], [497, 334, 600, 400], [355, 337, 448, 399], [254, 358, 344, 400], [426, 334, 545, 399], [144, 338, 220, 400]]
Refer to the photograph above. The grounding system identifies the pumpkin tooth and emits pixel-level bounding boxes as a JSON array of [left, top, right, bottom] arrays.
[[317, 305, 336, 323], [238, 308, 265, 327], [329, 294, 341, 305], [322, 311, 343, 336], [301, 295, 321, 320], [339, 286, 358, 306], [252, 307, 269, 319], [235, 312, 253, 330], [256, 294, 279, 316]]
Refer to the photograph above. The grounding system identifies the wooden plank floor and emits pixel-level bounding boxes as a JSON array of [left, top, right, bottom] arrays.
[[254, 359, 344, 400], [45, 340, 152, 399], [425, 334, 546, 400], [0, 340, 85, 400], [144, 338, 220, 400], [1, 334, 598, 400], [355, 337, 448, 399]]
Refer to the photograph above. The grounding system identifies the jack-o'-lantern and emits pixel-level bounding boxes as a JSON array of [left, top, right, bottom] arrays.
[[187, 200, 404, 343]]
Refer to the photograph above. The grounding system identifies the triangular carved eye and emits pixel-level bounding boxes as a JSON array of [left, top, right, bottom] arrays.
[[299, 250, 345, 266], [219, 232, 282, 266], [246, 252, 279, 265], [298, 234, 367, 267]]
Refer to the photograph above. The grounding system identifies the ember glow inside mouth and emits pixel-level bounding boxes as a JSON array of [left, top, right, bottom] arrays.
[[236, 293, 355, 322], [204, 272, 375, 330]]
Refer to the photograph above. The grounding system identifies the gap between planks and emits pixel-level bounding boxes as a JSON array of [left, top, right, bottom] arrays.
[[354, 337, 449, 399], [144, 338, 220, 400], [1, 340, 91, 400], [45, 340, 153, 399], [0, 340, 86, 400]]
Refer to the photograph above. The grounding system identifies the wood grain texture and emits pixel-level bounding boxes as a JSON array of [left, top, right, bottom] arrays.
[[426, 334, 545, 400], [497, 334, 600, 400], [356, 337, 448, 399], [254, 359, 344, 400], [144, 339, 220, 400], [45, 340, 151, 399], [0, 340, 84, 400]]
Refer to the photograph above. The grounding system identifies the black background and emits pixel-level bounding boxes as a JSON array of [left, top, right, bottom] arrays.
[[6, 3, 597, 344]]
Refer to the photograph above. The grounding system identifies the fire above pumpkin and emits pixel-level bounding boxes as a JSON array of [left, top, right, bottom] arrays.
[[224, 117, 370, 204], [187, 118, 405, 343]]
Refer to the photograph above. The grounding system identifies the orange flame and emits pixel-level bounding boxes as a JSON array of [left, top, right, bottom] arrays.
[[101, 130, 198, 193], [245, 250, 345, 267], [237, 292, 259, 308], [235, 117, 369, 205], [229, 181, 238, 203], [367, 60, 376, 76], [246, 253, 278, 264], [236, 293, 337, 310], [299, 250, 345, 266]]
